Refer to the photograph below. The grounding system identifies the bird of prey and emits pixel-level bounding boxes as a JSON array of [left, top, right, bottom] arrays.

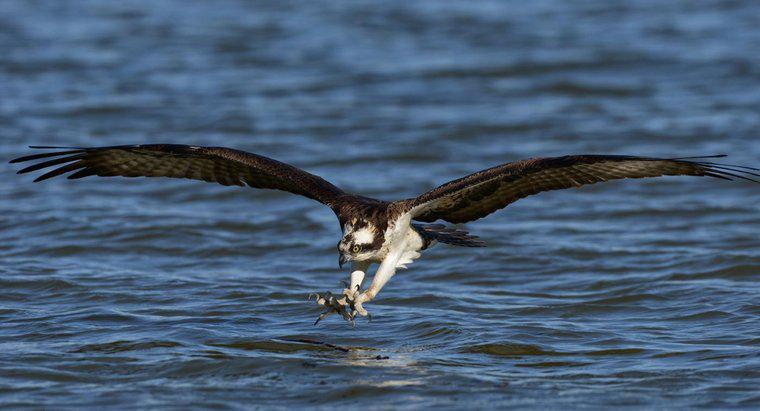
[[10, 144, 759, 325]]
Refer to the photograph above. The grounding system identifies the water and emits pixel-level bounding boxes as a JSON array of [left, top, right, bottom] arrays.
[[1, 0, 759, 408]]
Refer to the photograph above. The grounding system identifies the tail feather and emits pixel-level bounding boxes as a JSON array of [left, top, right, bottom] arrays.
[[412, 223, 486, 248]]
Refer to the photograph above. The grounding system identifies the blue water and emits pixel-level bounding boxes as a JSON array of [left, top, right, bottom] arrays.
[[1, 1, 759, 408]]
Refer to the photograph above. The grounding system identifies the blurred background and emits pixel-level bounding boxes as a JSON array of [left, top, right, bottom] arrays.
[[1, 0, 758, 408]]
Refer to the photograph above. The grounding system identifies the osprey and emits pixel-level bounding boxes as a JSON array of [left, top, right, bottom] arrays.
[[10, 144, 759, 324]]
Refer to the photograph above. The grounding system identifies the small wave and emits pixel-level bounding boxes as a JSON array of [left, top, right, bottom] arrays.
[[665, 310, 736, 321], [585, 348, 646, 356], [0, 278, 82, 292], [464, 343, 561, 357], [650, 349, 712, 359], [585, 293, 667, 305], [466, 344, 648, 358], [667, 264, 760, 281], [516, 361, 591, 368], [539, 80, 652, 97], [72, 340, 183, 354], [206, 338, 351, 354]]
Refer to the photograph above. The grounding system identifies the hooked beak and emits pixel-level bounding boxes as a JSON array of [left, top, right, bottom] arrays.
[[339, 254, 349, 269]]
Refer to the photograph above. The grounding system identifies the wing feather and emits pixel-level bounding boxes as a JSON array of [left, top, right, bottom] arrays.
[[11, 144, 346, 208], [401, 155, 758, 224], [17, 154, 86, 174]]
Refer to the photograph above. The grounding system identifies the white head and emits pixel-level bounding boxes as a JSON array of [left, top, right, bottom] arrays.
[[338, 219, 384, 267]]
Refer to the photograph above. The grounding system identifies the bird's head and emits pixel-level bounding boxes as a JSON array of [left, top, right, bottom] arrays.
[[338, 219, 384, 268]]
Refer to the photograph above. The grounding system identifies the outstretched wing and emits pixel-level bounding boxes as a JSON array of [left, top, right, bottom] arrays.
[[10, 144, 347, 208], [400, 155, 759, 224]]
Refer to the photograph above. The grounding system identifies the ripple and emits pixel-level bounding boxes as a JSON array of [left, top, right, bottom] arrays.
[[72, 340, 183, 354], [1, 0, 758, 408], [464, 344, 561, 357], [516, 361, 591, 368], [585, 348, 646, 356], [665, 310, 737, 322], [668, 264, 760, 281], [206, 339, 351, 354], [539, 80, 652, 97]]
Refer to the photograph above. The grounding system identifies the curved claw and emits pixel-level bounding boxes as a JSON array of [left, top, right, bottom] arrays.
[[314, 309, 334, 326]]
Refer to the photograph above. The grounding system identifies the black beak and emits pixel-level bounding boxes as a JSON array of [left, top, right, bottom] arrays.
[[339, 254, 348, 269]]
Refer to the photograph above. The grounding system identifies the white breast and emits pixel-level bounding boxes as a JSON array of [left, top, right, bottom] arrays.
[[382, 215, 424, 270]]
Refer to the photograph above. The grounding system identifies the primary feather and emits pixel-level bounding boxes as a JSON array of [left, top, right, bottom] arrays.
[[11, 144, 346, 207], [401, 154, 758, 224]]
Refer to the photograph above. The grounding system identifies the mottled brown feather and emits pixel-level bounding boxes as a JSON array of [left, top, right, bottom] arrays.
[[11, 148, 758, 231], [400, 155, 758, 224], [12, 144, 346, 209]]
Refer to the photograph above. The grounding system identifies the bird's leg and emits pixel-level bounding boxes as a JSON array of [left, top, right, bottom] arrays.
[[351, 251, 402, 319], [341, 267, 368, 320], [343, 268, 366, 300]]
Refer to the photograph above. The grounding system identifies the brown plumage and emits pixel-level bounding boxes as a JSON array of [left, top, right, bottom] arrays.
[[10, 146, 758, 232], [401, 155, 759, 224], [412, 224, 485, 248], [11, 144, 346, 208]]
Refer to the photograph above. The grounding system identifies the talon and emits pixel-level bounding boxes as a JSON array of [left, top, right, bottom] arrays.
[[314, 309, 334, 326], [310, 287, 373, 325], [354, 302, 368, 318]]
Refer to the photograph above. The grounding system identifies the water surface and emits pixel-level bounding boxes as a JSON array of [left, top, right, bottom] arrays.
[[1, 0, 759, 408]]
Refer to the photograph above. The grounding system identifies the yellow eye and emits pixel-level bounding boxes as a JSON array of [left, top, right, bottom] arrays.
[[352, 245, 360, 253]]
